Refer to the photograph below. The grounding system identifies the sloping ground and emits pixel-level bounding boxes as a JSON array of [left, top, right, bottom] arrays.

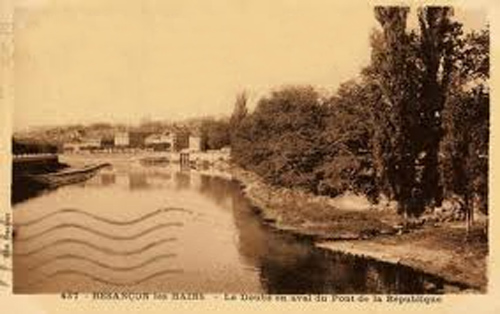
[[317, 225, 488, 291], [231, 165, 488, 291], [231, 166, 402, 240]]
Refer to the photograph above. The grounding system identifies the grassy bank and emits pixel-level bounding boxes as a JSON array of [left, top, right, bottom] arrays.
[[230, 165, 488, 292]]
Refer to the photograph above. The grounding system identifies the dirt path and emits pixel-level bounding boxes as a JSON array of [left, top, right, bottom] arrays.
[[317, 225, 487, 291]]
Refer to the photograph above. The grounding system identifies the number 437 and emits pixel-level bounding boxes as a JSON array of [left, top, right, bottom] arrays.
[[61, 292, 79, 300]]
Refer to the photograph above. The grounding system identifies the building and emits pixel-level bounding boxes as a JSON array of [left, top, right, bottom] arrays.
[[63, 137, 101, 153], [188, 136, 202, 152], [173, 130, 190, 152], [101, 134, 115, 149], [80, 137, 101, 151], [145, 132, 174, 151], [62, 142, 81, 153], [114, 132, 129, 147], [129, 131, 149, 148]]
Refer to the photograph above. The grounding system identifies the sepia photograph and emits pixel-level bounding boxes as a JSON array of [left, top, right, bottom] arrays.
[[10, 0, 489, 295]]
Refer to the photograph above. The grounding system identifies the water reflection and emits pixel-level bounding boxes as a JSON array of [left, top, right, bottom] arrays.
[[13, 160, 464, 294], [100, 173, 116, 186], [227, 178, 448, 294], [199, 175, 235, 210], [129, 173, 150, 190], [175, 172, 191, 190]]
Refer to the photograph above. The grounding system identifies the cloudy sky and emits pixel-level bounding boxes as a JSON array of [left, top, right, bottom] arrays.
[[14, 0, 488, 129]]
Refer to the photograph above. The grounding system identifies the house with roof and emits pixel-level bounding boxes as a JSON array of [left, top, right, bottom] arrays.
[[145, 132, 174, 151]]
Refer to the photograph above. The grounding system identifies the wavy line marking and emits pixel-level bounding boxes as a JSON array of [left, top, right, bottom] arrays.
[[26, 253, 177, 272], [15, 207, 192, 227], [0, 280, 8, 287], [15, 237, 177, 257], [16, 222, 183, 242], [21, 268, 183, 288]]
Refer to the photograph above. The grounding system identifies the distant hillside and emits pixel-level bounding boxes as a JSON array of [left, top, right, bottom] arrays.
[[13, 117, 229, 144]]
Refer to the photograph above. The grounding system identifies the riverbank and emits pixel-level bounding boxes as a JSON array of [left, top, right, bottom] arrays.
[[230, 165, 488, 292]]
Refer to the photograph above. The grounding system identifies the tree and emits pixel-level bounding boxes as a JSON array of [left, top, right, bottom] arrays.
[[316, 80, 378, 199], [230, 91, 249, 146], [230, 92, 249, 127], [440, 27, 489, 234], [372, 6, 421, 217], [230, 6, 489, 229], [200, 118, 231, 151], [231, 86, 329, 190], [416, 7, 462, 208], [370, 6, 477, 219]]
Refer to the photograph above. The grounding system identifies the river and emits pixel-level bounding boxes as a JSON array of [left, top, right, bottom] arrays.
[[13, 155, 458, 294]]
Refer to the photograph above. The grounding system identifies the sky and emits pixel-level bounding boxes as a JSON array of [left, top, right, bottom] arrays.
[[13, 0, 488, 130]]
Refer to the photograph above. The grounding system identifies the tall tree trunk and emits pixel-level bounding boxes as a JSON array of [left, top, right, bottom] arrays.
[[464, 135, 473, 238]]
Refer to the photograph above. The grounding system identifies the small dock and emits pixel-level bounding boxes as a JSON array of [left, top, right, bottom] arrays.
[[12, 153, 110, 203], [13, 154, 64, 175], [13, 154, 59, 164]]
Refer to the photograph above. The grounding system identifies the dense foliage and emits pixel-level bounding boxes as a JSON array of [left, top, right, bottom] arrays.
[[231, 6, 489, 218], [200, 118, 231, 150]]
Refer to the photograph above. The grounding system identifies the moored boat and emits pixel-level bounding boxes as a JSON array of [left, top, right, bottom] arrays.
[[20, 163, 111, 189]]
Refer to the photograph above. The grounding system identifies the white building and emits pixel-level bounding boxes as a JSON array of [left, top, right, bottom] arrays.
[[145, 132, 174, 147], [84, 137, 101, 148], [62, 142, 82, 153], [188, 136, 202, 152], [114, 132, 129, 147], [63, 137, 101, 153], [144, 132, 174, 151]]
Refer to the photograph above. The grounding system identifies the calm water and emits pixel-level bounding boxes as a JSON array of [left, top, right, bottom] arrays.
[[13, 156, 461, 294]]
